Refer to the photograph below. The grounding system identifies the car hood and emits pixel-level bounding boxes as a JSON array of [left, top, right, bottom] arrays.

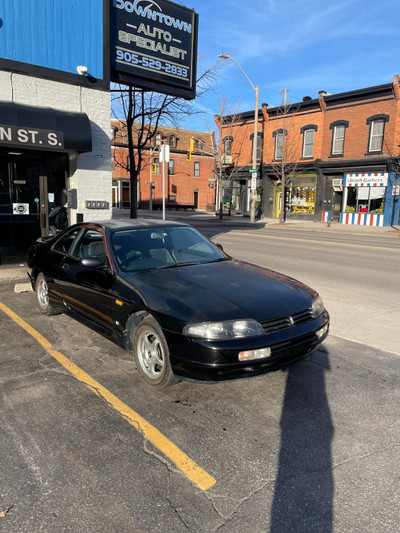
[[120, 259, 317, 323]]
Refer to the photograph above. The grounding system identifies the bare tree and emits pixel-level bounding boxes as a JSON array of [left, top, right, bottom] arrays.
[[111, 62, 223, 219], [209, 97, 248, 219], [267, 90, 302, 223]]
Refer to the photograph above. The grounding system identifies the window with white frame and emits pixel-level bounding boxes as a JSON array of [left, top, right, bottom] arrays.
[[250, 132, 262, 162], [273, 129, 287, 160], [222, 136, 233, 164], [194, 162, 200, 177], [369, 121, 384, 152], [366, 114, 389, 154], [301, 125, 318, 158], [168, 159, 174, 175], [332, 125, 345, 154], [154, 158, 160, 174], [169, 135, 176, 148]]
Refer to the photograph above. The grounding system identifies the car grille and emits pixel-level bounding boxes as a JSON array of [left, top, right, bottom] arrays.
[[260, 308, 314, 334]]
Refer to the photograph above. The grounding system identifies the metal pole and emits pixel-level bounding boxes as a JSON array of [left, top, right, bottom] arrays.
[[162, 145, 166, 220], [218, 54, 259, 224], [149, 148, 153, 211], [250, 85, 259, 224]]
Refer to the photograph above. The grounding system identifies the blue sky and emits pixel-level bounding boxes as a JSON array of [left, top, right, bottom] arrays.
[[179, 0, 400, 131]]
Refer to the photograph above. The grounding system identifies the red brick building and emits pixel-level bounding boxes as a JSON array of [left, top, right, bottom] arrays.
[[215, 76, 400, 226], [111, 120, 216, 211]]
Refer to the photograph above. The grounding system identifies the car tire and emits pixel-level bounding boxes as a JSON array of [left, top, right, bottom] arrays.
[[133, 316, 178, 388], [36, 273, 58, 316]]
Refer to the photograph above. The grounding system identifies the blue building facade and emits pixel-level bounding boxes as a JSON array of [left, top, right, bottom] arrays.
[[0, 0, 112, 263]]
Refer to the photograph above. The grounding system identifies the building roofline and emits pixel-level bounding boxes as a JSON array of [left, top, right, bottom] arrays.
[[221, 81, 395, 122]]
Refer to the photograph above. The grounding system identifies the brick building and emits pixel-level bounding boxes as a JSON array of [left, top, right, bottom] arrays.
[[111, 120, 216, 210], [216, 76, 400, 226]]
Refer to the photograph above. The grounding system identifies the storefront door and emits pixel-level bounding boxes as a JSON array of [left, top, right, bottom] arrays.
[[0, 152, 67, 263], [231, 181, 248, 215]]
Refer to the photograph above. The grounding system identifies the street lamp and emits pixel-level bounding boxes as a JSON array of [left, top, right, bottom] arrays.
[[218, 54, 259, 223]]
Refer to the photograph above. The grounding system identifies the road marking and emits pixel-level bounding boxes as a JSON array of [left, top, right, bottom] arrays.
[[0, 302, 216, 491], [226, 232, 400, 252]]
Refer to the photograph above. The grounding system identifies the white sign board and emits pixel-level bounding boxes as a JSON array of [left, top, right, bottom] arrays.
[[158, 144, 170, 162], [13, 203, 29, 215]]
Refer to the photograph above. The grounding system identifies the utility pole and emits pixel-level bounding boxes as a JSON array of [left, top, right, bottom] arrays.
[[279, 88, 290, 223]]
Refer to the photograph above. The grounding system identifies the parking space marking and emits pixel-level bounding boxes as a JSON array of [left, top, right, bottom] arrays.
[[0, 302, 216, 491]]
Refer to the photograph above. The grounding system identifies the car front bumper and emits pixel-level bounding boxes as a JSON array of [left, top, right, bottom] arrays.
[[165, 311, 330, 382]]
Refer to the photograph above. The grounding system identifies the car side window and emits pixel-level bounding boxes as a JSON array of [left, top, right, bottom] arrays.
[[72, 229, 108, 264], [53, 229, 80, 254]]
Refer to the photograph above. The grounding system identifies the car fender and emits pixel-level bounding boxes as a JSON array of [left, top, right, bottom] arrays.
[[123, 310, 149, 351]]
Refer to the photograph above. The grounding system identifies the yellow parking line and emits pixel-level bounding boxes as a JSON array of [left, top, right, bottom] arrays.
[[0, 302, 216, 491]]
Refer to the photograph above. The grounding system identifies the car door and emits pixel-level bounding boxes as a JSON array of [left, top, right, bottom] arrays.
[[58, 227, 115, 336], [36, 227, 82, 310]]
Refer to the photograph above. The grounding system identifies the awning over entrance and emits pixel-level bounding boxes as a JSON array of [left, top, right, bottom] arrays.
[[0, 101, 92, 153]]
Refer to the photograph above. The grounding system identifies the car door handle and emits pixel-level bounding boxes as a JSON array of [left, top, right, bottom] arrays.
[[62, 263, 70, 272]]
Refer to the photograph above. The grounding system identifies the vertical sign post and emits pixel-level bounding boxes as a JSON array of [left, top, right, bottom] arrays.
[[159, 144, 170, 220]]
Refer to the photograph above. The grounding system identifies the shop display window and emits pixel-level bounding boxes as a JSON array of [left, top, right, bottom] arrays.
[[285, 176, 316, 215], [345, 187, 385, 214]]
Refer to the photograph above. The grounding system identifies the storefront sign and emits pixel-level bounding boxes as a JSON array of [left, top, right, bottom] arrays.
[[12, 203, 30, 215], [0, 125, 64, 150], [344, 173, 388, 187], [110, 0, 198, 99]]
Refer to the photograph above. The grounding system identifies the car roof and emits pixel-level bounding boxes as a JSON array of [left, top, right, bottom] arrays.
[[79, 219, 189, 231]]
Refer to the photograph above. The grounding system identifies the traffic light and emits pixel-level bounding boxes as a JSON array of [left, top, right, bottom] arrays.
[[190, 138, 195, 152], [152, 163, 157, 173], [186, 150, 191, 161]]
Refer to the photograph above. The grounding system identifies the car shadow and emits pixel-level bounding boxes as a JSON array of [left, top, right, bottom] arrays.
[[269, 347, 334, 533]]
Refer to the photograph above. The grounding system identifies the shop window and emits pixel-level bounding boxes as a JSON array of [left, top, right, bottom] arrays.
[[300, 125, 318, 159], [168, 160, 174, 175], [250, 132, 262, 162], [194, 162, 200, 177], [273, 129, 287, 160], [346, 187, 385, 214], [366, 115, 389, 154], [330, 121, 349, 156], [285, 175, 317, 215]]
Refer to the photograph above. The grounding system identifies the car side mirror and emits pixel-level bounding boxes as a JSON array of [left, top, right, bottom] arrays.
[[215, 243, 224, 252], [80, 257, 105, 269]]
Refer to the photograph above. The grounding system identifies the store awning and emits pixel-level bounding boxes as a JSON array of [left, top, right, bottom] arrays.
[[0, 101, 92, 153]]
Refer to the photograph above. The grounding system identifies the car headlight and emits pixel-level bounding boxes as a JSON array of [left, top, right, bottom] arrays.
[[312, 295, 325, 318], [184, 319, 264, 340]]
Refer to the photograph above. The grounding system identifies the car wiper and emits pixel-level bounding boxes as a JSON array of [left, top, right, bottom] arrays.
[[206, 257, 230, 263], [156, 261, 201, 270]]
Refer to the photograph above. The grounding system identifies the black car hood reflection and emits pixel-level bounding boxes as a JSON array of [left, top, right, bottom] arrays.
[[119, 259, 315, 323]]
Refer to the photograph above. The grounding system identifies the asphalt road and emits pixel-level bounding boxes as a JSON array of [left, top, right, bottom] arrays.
[[1, 222, 400, 532]]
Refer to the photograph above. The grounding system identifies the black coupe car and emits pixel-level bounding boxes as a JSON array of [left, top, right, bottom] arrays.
[[27, 219, 329, 388]]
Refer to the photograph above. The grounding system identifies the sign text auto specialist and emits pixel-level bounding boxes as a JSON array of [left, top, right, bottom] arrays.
[[111, 0, 198, 99]]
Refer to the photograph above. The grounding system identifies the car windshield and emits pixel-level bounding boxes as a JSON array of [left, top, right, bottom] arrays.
[[110, 226, 227, 272]]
